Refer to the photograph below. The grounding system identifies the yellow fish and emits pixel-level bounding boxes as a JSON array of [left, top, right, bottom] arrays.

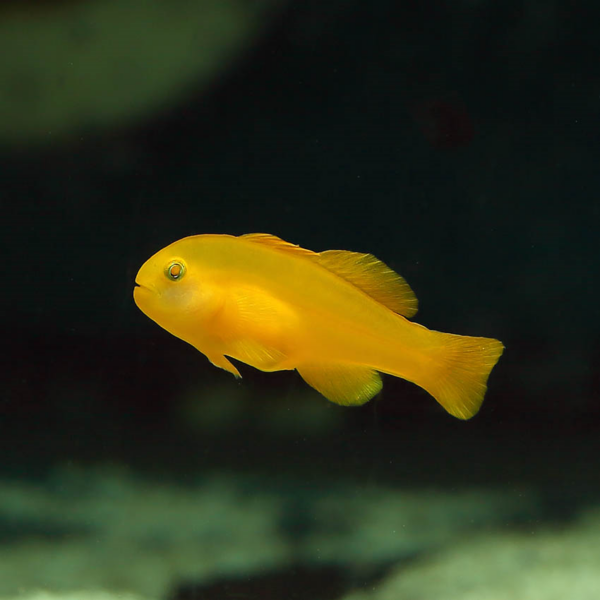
[[134, 233, 503, 419]]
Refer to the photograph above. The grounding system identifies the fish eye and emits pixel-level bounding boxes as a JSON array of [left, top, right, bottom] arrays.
[[165, 261, 186, 281]]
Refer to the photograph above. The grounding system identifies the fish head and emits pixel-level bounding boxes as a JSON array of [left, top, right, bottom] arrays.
[[133, 237, 222, 339]]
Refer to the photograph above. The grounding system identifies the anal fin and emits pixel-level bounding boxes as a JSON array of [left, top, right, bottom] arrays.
[[297, 363, 382, 406]]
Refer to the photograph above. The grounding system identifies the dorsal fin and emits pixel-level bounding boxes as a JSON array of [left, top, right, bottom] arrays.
[[318, 250, 418, 317], [240, 233, 316, 257]]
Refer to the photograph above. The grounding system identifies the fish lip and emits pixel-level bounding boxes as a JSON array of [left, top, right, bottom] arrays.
[[134, 280, 154, 293]]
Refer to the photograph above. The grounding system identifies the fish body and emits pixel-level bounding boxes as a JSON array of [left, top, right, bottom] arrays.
[[134, 233, 503, 419]]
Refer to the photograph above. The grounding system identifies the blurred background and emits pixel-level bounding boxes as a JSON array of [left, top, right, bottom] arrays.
[[1, 0, 599, 599]]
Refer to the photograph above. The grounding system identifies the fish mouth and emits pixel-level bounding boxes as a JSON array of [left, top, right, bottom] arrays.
[[133, 281, 150, 306], [133, 280, 154, 294]]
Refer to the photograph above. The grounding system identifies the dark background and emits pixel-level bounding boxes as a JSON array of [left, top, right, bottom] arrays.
[[1, 0, 598, 497]]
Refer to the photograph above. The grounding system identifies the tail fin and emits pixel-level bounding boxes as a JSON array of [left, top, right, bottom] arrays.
[[417, 331, 504, 419]]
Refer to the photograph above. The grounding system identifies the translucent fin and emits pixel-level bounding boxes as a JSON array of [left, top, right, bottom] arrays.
[[240, 233, 316, 257], [217, 283, 292, 372], [231, 284, 288, 326], [416, 333, 504, 419], [240, 234, 418, 317], [227, 338, 286, 372], [207, 354, 241, 379], [318, 250, 418, 318], [297, 363, 383, 406]]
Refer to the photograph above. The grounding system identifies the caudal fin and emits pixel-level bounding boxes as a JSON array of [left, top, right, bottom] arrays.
[[417, 331, 504, 419]]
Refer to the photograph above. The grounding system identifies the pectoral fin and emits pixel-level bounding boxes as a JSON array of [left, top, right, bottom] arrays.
[[297, 363, 382, 406], [227, 338, 287, 372]]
